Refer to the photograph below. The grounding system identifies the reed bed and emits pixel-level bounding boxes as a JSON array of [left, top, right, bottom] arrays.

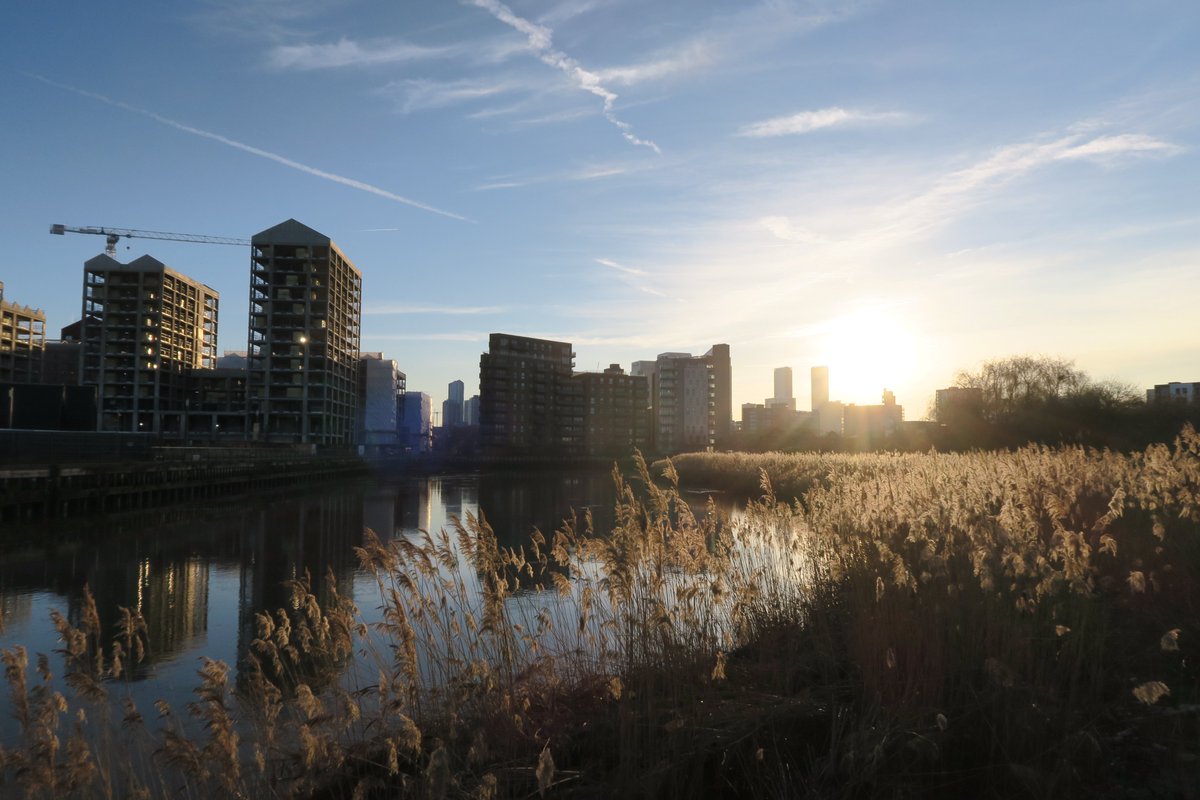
[[2, 433, 1200, 798]]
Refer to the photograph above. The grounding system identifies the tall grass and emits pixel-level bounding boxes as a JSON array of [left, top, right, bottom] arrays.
[[2, 435, 1199, 797]]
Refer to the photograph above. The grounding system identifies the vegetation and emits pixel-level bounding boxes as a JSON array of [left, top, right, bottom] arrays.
[[729, 355, 1200, 454], [3, 436, 1200, 797], [936, 354, 1200, 451], [951, 355, 1139, 419]]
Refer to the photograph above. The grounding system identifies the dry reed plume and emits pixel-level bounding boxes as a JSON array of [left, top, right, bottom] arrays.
[[2, 433, 1199, 798]]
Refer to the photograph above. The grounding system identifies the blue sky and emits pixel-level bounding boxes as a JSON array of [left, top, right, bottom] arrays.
[[3, 0, 1198, 416]]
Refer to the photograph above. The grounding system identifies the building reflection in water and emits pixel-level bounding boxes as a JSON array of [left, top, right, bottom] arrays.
[[477, 469, 615, 549], [0, 470, 629, 699], [363, 488, 398, 542], [235, 490, 365, 671], [134, 556, 209, 659], [394, 479, 433, 538], [0, 511, 222, 673], [70, 546, 215, 674], [0, 591, 33, 631]]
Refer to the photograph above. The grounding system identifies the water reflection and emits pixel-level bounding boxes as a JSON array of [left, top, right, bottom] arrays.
[[234, 493, 364, 675], [478, 469, 617, 547], [0, 468, 621, 706]]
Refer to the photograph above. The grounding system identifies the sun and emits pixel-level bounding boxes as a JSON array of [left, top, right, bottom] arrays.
[[816, 307, 917, 406]]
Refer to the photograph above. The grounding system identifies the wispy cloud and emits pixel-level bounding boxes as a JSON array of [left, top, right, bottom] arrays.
[[595, 41, 712, 86], [537, 0, 618, 25], [267, 37, 461, 70], [595, 257, 645, 276], [921, 131, 1182, 209], [381, 77, 519, 112], [27, 73, 470, 222], [754, 127, 1185, 256], [594, 257, 665, 296], [363, 304, 508, 315], [192, 0, 349, 41], [738, 107, 913, 137], [467, 0, 661, 153], [471, 161, 630, 191], [759, 216, 830, 244], [1055, 133, 1183, 161], [512, 106, 598, 127]]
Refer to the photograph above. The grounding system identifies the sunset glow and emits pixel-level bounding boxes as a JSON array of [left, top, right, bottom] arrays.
[[2, 1, 1197, 420], [815, 308, 919, 407]]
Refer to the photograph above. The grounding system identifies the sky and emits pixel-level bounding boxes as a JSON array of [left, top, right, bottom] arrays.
[[2, 0, 1198, 418]]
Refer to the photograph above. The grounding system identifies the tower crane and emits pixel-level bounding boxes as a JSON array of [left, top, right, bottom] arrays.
[[50, 224, 250, 257]]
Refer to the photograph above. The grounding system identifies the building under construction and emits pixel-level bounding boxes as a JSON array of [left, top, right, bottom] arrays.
[[247, 220, 362, 446], [80, 255, 218, 433], [0, 281, 47, 383]]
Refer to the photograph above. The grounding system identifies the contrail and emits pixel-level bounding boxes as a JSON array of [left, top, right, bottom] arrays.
[[467, 0, 661, 153], [26, 72, 470, 222]]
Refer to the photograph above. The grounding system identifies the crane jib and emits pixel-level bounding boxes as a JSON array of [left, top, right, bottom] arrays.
[[49, 223, 251, 255]]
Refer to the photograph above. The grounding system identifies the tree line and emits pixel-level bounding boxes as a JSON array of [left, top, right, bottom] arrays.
[[732, 356, 1199, 453], [937, 355, 1198, 451]]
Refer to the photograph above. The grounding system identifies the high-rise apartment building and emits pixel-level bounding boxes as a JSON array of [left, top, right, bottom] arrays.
[[442, 379, 465, 428], [357, 353, 405, 450], [0, 281, 47, 383], [636, 344, 731, 454], [80, 255, 218, 433], [479, 333, 583, 456], [183, 366, 247, 440], [399, 391, 433, 453], [576, 364, 650, 457], [247, 220, 362, 446], [708, 344, 732, 447]]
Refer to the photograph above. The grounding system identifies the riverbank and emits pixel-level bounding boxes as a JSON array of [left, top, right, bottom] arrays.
[[0, 453, 367, 522]]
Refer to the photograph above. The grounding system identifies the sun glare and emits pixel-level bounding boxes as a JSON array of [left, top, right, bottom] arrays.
[[816, 308, 917, 406]]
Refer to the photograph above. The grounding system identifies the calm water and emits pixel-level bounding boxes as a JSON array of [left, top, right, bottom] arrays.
[[0, 468, 624, 733]]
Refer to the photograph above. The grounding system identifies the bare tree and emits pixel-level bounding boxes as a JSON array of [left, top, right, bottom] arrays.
[[953, 355, 1137, 422]]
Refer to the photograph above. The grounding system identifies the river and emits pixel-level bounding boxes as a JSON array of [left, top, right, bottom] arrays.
[[0, 467, 630, 732]]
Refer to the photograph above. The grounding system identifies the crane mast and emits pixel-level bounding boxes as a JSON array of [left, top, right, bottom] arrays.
[[50, 224, 250, 256]]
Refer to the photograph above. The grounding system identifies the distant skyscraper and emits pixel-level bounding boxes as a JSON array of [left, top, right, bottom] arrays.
[[770, 366, 796, 411], [399, 391, 433, 453], [247, 220, 362, 446], [442, 379, 465, 428], [80, 255, 218, 433], [811, 365, 829, 411], [464, 394, 480, 426], [774, 367, 792, 402]]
